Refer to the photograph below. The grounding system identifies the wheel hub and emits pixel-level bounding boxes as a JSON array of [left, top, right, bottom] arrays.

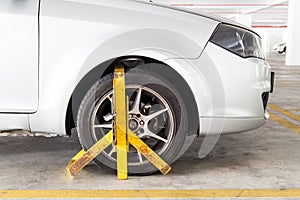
[[129, 118, 139, 132], [128, 115, 145, 133]]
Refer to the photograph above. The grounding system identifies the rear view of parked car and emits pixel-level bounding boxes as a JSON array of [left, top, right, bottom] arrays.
[[273, 42, 287, 54]]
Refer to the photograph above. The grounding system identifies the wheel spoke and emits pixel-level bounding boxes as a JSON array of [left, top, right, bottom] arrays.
[[140, 128, 168, 143], [107, 147, 114, 156], [130, 87, 142, 113], [144, 108, 168, 121], [94, 124, 113, 129], [137, 151, 143, 163]]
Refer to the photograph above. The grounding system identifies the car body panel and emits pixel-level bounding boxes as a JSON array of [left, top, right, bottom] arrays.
[[133, 0, 251, 31], [0, 0, 39, 113]]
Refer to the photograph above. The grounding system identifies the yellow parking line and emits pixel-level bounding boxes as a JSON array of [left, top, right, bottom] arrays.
[[269, 111, 300, 135], [269, 103, 300, 123], [0, 189, 300, 198]]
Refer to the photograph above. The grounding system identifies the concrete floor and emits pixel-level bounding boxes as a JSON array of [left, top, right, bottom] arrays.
[[0, 53, 299, 199]]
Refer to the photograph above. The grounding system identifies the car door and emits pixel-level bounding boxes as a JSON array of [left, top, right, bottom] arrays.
[[0, 0, 39, 113]]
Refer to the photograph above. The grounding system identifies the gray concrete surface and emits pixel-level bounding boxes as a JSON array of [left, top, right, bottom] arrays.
[[0, 53, 299, 198]]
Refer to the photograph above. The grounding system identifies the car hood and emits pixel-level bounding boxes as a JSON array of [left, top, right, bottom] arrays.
[[129, 0, 251, 30]]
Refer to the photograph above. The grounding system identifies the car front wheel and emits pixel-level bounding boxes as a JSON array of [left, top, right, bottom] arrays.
[[76, 68, 190, 175]]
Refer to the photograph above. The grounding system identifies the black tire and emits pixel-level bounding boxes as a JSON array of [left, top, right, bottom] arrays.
[[76, 68, 191, 175]]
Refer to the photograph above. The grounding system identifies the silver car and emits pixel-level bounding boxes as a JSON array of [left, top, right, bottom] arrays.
[[0, 0, 273, 174]]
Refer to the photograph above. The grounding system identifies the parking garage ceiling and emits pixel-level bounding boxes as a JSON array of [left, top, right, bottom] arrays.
[[152, 0, 288, 28]]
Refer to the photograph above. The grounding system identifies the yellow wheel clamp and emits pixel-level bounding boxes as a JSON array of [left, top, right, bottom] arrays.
[[66, 64, 171, 180]]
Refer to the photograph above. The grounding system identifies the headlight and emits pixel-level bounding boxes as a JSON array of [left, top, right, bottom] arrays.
[[210, 24, 265, 59]]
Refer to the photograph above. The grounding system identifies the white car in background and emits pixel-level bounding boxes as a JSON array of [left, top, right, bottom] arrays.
[[272, 42, 287, 54], [0, 0, 273, 174]]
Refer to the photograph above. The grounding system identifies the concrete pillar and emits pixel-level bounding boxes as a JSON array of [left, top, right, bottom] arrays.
[[235, 14, 252, 28], [286, 0, 300, 66]]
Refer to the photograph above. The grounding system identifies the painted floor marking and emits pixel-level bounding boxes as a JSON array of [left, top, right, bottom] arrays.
[[269, 103, 300, 123], [269, 111, 300, 135], [0, 189, 300, 198]]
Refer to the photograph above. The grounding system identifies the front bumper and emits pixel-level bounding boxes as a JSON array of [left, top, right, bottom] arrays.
[[199, 42, 272, 118], [166, 42, 273, 134], [166, 42, 274, 134]]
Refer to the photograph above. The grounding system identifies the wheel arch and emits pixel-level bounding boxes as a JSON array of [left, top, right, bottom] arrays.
[[65, 55, 199, 137]]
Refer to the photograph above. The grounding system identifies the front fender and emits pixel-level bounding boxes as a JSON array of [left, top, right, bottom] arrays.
[[76, 28, 204, 81]]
